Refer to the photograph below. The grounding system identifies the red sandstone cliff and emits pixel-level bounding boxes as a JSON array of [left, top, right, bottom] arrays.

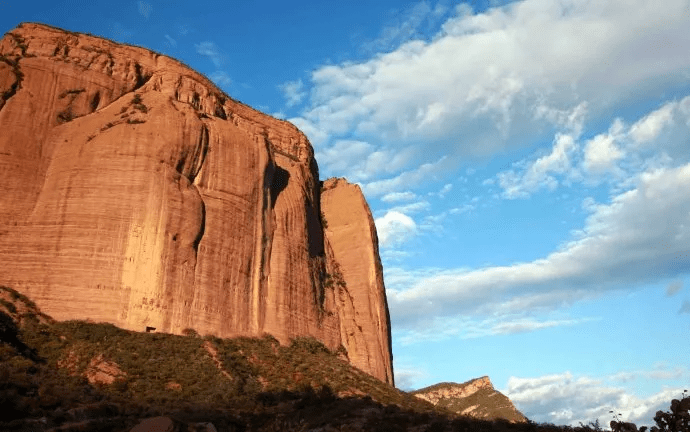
[[0, 23, 393, 385]]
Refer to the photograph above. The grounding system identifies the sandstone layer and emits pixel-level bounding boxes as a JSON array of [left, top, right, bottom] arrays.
[[412, 376, 528, 423], [0, 22, 393, 384]]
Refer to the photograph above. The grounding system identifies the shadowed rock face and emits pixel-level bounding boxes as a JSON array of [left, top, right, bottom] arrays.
[[0, 22, 393, 385]]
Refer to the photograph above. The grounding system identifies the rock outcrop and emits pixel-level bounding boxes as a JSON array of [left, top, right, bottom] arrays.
[[0, 22, 393, 384], [321, 178, 394, 387], [412, 376, 528, 423]]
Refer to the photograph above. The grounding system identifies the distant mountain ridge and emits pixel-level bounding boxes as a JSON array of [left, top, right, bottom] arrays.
[[412, 376, 528, 423]]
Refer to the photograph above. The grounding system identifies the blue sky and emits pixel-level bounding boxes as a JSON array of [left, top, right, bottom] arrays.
[[2, 0, 689, 427]]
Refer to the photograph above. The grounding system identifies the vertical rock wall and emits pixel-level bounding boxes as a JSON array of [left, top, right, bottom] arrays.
[[321, 178, 395, 386], [0, 22, 392, 384]]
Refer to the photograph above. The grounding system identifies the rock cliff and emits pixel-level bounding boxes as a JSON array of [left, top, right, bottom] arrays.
[[412, 376, 528, 423], [0, 22, 393, 384]]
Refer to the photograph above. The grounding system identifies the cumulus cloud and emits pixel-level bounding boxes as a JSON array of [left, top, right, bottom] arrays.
[[195, 41, 225, 68], [492, 96, 690, 199], [629, 103, 676, 146], [504, 371, 685, 427], [290, 0, 690, 196], [316, 140, 415, 182], [387, 162, 690, 328], [363, 156, 450, 197], [375, 211, 417, 247], [497, 132, 578, 198], [279, 79, 306, 108], [583, 132, 625, 174]]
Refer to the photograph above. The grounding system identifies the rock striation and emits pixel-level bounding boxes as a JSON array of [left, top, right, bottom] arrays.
[[411, 376, 528, 423], [0, 23, 393, 384]]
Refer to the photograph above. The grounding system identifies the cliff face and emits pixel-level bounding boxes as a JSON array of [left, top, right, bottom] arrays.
[[0, 23, 393, 385], [412, 377, 528, 423], [321, 178, 394, 387]]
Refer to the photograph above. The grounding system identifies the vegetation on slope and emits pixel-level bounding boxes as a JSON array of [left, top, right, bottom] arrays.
[[0, 284, 687, 431]]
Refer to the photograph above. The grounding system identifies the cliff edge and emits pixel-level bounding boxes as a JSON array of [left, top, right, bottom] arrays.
[[0, 22, 393, 385]]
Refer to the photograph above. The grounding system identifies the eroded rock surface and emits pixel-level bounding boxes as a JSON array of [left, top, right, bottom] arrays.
[[0, 22, 393, 384]]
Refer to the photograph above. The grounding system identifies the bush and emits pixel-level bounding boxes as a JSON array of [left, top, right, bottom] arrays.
[[289, 337, 330, 355]]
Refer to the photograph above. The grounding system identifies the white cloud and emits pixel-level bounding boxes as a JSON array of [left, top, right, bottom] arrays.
[[164, 34, 177, 48], [279, 79, 306, 108], [195, 41, 225, 68], [395, 313, 599, 344], [381, 191, 417, 203], [432, 183, 453, 198], [137, 1, 152, 19], [534, 101, 588, 138], [629, 103, 676, 146], [361, 0, 452, 53], [388, 200, 430, 215], [209, 71, 232, 87], [374, 211, 417, 247], [315, 140, 414, 182], [289, 117, 329, 147], [387, 162, 690, 328], [394, 363, 431, 391], [608, 367, 687, 383], [583, 132, 625, 173], [291, 0, 690, 194], [497, 132, 577, 198], [504, 371, 687, 427], [492, 95, 690, 199], [448, 203, 476, 214], [363, 156, 450, 197], [490, 317, 584, 335]]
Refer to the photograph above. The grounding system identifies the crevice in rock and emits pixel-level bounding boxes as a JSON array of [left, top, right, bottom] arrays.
[[270, 165, 290, 206], [214, 103, 227, 120], [132, 62, 151, 91], [7, 33, 28, 56], [189, 124, 209, 183], [192, 197, 206, 256], [175, 151, 187, 175], [0, 55, 24, 113], [214, 95, 227, 119], [306, 198, 324, 258], [89, 91, 100, 112]]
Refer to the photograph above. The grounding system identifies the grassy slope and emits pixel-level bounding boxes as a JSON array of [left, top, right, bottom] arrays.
[[1, 285, 685, 431]]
